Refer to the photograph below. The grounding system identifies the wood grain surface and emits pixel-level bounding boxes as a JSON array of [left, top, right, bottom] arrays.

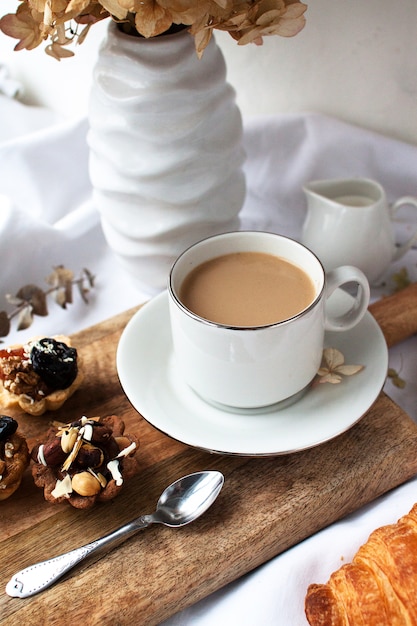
[[369, 282, 417, 347], [2, 302, 417, 625]]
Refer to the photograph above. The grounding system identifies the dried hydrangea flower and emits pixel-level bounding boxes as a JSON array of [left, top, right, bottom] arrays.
[[0, 0, 307, 59], [316, 347, 365, 385]]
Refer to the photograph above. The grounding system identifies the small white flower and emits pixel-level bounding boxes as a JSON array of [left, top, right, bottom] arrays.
[[316, 347, 364, 385]]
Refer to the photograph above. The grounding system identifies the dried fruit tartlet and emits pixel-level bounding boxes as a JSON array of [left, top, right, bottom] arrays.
[[0, 415, 30, 500], [31, 415, 140, 509], [0, 335, 83, 416]]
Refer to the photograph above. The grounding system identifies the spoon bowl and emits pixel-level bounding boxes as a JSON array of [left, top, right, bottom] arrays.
[[153, 470, 224, 527], [6, 470, 224, 599]]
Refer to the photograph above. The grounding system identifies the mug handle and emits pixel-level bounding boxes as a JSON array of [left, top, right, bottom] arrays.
[[324, 266, 370, 332], [391, 196, 417, 261]]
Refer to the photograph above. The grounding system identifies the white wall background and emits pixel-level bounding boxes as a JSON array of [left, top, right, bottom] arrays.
[[0, 0, 416, 146]]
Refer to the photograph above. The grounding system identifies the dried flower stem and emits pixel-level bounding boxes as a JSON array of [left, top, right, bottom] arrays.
[[0, 266, 95, 340]]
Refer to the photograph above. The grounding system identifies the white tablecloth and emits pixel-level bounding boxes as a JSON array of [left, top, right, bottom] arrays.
[[1, 92, 417, 625]]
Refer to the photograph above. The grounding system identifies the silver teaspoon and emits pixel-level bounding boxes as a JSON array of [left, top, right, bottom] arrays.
[[6, 470, 224, 599]]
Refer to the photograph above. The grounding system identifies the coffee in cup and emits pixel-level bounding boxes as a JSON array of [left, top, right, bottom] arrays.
[[168, 231, 370, 409], [179, 251, 316, 327]]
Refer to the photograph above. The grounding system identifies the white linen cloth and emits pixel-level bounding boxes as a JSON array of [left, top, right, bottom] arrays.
[[1, 93, 417, 625]]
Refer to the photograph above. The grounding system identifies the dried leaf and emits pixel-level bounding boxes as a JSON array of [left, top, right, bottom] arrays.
[[65, 279, 73, 304], [47, 266, 74, 307], [193, 26, 212, 58], [0, 311, 10, 337], [53, 288, 69, 308], [0, 265, 95, 338], [74, 268, 96, 303], [17, 305, 34, 331], [47, 265, 74, 288], [15, 284, 48, 316], [76, 281, 89, 304], [75, 22, 92, 45], [46, 42, 75, 60], [83, 267, 95, 288], [388, 367, 406, 389]]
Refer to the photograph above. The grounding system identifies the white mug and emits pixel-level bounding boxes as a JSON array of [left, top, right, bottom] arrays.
[[168, 231, 370, 409], [302, 178, 417, 284]]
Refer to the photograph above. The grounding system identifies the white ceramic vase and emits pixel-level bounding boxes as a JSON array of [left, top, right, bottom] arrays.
[[88, 23, 246, 295]]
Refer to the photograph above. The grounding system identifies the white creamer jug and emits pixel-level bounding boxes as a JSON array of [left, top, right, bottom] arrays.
[[301, 178, 417, 284]]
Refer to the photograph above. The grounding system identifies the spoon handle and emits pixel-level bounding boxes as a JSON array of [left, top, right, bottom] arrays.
[[6, 515, 153, 599]]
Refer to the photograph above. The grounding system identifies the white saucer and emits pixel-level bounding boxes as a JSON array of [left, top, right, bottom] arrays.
[[117, 291, 388, 456]]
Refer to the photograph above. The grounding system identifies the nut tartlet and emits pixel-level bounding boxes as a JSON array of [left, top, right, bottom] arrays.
[[0, 415, 30, 500], [0, 335, 83, 416], [31, 415, 140, 509]]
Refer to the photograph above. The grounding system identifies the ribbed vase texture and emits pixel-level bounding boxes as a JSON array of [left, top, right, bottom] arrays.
[[88, 23, 246, 294]]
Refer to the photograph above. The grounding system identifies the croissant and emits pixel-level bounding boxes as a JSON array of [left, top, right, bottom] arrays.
[[305, 503, 417, 625]]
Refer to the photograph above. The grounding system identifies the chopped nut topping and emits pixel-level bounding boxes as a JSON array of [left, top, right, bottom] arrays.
[[4, 442, 14, 458], [0, 352, 48, 400], [107, 459, 123, 486], [31, 415, 139, 508], [116, 441, 136, 458], [61, 434, 83, 472], [51, 474, 73, 499], [60, 426, 79, 454]]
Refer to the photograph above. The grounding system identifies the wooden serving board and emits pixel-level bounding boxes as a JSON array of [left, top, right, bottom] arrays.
[[2, 305, 417, 625]]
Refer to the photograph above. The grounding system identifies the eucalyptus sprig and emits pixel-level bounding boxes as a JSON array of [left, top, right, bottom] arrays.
[[0, 265, 95, 339]]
